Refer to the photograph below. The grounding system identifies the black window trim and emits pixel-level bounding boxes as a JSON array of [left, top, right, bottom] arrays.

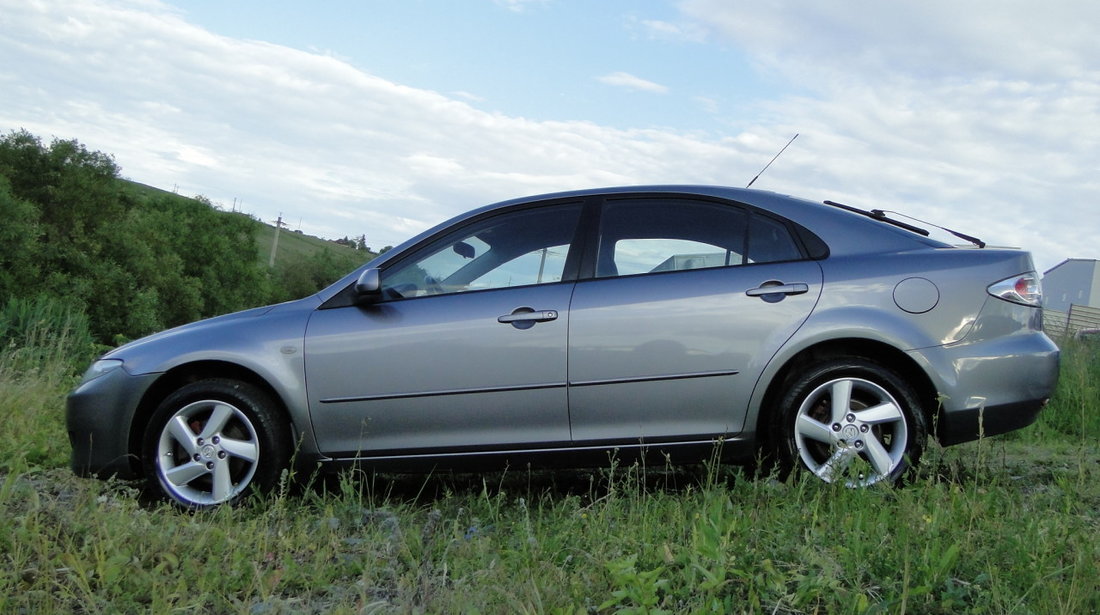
[[577, 192, 821, 282], [322, 197, 591, 309], [319, 191, 829, 309]]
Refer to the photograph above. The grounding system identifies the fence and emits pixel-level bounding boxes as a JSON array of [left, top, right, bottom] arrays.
[[1044, 303, 1100, 339]]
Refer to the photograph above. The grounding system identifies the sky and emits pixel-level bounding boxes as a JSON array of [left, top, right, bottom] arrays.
[[1, 0, 1097, 273]]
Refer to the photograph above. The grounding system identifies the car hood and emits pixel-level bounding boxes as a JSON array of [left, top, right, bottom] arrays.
[[103, 296, 318, 361]]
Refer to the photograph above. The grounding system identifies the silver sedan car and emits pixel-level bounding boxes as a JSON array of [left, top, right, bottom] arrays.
[[67, 186, 1060, 508]]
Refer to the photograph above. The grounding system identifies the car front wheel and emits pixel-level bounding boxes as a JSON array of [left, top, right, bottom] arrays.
[[775, 358, 927, 487], [142, 379, 290, 509]]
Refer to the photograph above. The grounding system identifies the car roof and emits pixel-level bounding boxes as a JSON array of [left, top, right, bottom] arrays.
[[475, 185, 953, 255], [318, 185, 952, 302]]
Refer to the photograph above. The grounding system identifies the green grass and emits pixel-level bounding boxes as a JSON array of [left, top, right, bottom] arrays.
[[1, 339, 1097, 613]]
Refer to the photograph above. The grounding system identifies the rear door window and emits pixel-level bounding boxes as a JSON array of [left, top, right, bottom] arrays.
[[595, 197, 803, 278]]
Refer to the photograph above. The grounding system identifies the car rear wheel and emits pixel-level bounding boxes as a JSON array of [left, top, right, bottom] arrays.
[[142, 379, 290, 509], [774, 358, 927, 487]]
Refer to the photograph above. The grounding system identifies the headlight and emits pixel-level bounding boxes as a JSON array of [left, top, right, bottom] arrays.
[[80, 359, 124, 384]]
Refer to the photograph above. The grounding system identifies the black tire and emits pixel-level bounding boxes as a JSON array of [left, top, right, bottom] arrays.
[[772, 358, 927, 487], [142, 379, 291, 509]]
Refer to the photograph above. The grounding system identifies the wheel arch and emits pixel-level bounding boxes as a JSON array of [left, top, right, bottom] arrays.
[[754, 338, 940, 449], [126, 361, 296, 474]]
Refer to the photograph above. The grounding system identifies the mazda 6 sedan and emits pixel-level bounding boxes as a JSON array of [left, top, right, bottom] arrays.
[[67, 186, 1060, 508]]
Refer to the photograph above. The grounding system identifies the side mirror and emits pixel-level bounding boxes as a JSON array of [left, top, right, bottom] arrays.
[[354, 268, 382, 302]]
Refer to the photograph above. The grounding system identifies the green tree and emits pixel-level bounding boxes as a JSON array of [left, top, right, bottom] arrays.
[[139, 195, 271, 319], [0, 176, 42, 301], [0, 130, 275, 343], [270, 246, 360, 302], [0, 130, 135, 340]]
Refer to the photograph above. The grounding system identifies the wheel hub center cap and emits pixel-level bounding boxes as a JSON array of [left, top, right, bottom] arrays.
[[200, 444, 218, 460], [841, 424, 860, 442]]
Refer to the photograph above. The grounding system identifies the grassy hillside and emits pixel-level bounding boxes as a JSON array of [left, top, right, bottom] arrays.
[[123, 180, 373, 272], [2, 128, 374, 342], [253, 220, 373, 272]]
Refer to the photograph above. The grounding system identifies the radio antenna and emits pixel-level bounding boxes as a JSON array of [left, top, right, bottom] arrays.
[[746, 133, 798, 188]]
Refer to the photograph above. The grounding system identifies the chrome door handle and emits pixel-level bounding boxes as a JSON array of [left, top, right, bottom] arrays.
[[497, 309, 558, 324], [745, 282, 809, 297]]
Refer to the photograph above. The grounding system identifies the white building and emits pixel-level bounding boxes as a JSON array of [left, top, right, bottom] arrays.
[[1042, 259, 1100, 312]]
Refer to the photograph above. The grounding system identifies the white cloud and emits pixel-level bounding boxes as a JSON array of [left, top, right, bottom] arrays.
[[0, 1, 741, 247], [175, 145, 218, 167], [675, 0, 1100, 271], [597, 71, 670, 94], [0, 0, 1095, 273], [451, 90, 486, 103], [682, 0, 1100, 83], [693, 96, 719, 114], [493, 0, 549, 13], [635, 18, 708, 43]]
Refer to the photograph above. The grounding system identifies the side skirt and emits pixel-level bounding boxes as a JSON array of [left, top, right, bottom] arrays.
[[317, 436, 756, 474]]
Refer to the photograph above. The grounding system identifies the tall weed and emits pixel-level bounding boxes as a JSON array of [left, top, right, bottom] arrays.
[[1034, 340, 1100, 441], [0, 295, 98, 376], [0, 296, 97, 470]]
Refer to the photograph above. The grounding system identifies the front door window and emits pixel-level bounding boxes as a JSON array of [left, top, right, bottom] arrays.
[[384, 205, 582, 298]]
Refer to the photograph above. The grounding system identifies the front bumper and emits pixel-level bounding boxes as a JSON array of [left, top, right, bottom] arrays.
[[66, 367, 160, 479]]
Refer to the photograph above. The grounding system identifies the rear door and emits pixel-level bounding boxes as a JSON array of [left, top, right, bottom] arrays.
[[567, 195, 822, 443]]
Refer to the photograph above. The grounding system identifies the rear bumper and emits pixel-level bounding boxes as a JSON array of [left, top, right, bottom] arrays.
[[935, 398, 1048, 446], [66, 368, 159, 480], [913, 329, 1060, 446]]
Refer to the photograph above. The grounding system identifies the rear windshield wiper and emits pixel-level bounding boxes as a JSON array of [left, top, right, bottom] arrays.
[[824, 200, 985, 248], [824, 200, 928, 235]]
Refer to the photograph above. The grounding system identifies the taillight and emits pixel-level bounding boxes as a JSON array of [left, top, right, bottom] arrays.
[[987, 272, 1042, 306]]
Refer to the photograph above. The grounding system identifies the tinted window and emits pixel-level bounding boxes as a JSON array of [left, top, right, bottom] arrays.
[[747, 214, 803, 263], [384, 204, 582, 298], [596, 199, 749, 278]]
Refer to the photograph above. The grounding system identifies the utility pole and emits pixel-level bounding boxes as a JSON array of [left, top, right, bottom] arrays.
[[268, 213, 284, 268], [536, 247, 548, 283]]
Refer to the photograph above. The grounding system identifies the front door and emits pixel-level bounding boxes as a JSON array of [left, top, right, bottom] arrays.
[[305, 203, 583, 457]]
